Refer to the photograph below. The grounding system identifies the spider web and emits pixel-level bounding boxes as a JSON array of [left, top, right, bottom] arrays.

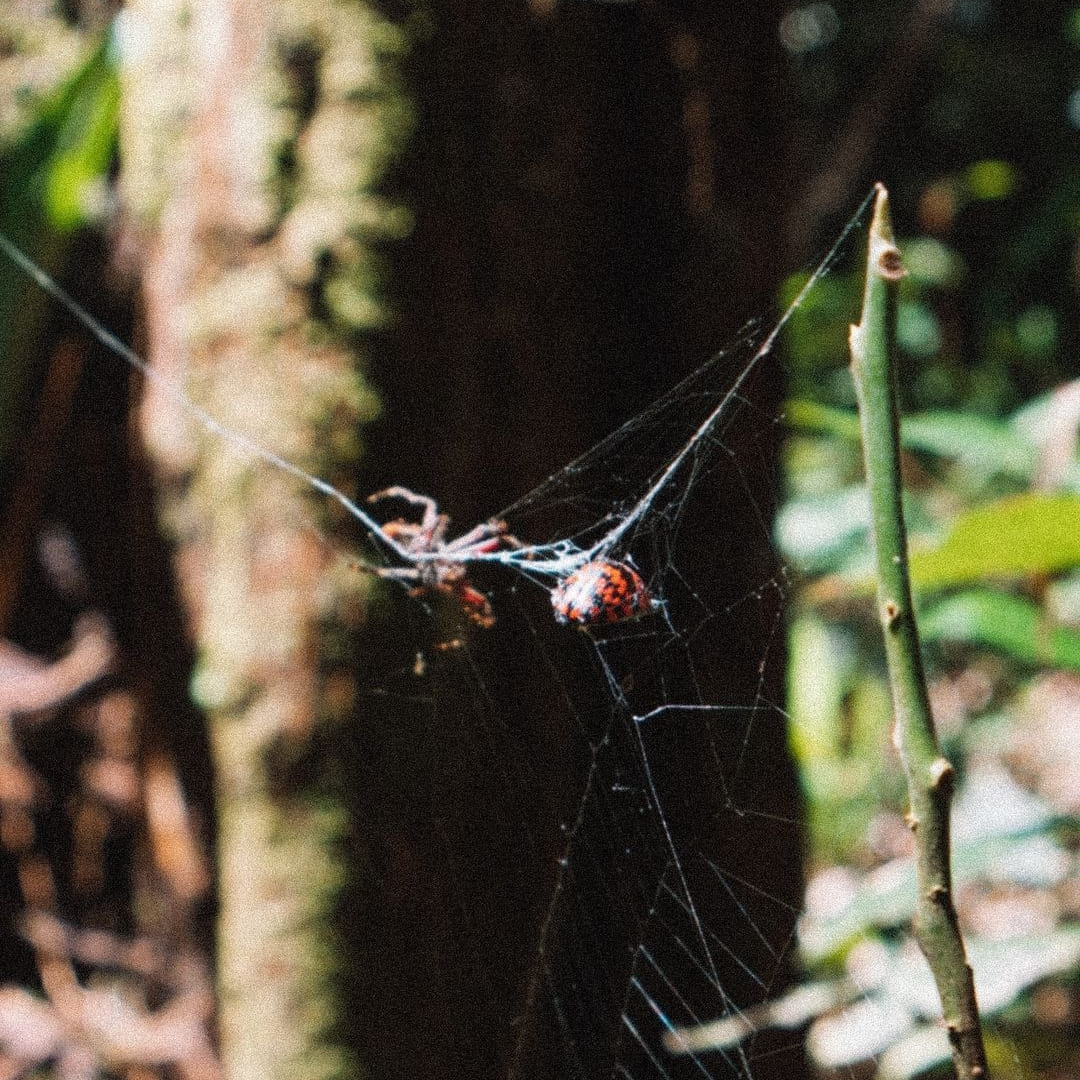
[[0, 192, 875, 1080], [347, 193, 876, 1080]]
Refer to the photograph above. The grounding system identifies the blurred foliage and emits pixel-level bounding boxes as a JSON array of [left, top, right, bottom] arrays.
[[779, 4, 1080, 1077], [0, 34, 117, 467], [786, 1, 1080, 412]]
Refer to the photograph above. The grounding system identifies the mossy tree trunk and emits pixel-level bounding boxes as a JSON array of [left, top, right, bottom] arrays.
[[117, 2, 409, 1077]]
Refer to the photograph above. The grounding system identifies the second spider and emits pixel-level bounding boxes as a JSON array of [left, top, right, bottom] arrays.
[[364, 487, 520, 631]]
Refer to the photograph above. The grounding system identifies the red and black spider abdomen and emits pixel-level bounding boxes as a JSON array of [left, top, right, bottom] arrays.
[[550, 560, 656, 626]]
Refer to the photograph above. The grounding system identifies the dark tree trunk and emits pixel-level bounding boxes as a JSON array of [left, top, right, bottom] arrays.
[[353, 4, 805, 1079]]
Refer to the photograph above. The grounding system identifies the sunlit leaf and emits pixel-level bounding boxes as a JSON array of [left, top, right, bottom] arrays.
[[44, 56, 119, 230], [801, 770, 1060, 960], [910, 493, 1080, 586], [774, 485, 869, 569], [810, 929, 1080, 1076], [809, 995, 915, 1068]]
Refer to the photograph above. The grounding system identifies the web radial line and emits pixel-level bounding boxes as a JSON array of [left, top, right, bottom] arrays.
[[493, 320, 761, 527], [563, 186, 878, 567], [543, 967, 591, 1080], [507, 607, 690, 1080], [636, 946, 709, 1027], [629, 715, 722, 1002], [479, 194, 874, 580], [731, 608, 787, 784], [639, 911, 747, 1013], [633, 947, 745, 1076], [452, 644, 551, 868], [701, 861, 801, 918], [713, 439, 780, 575], [621, 1011, 676, 1079], [697, 863, 805, 1003], [662, 921, 764, 1014], [701, 861, 783, 963], [657, 879, 768, 992], [506, 741, 612, 1080], [0, 232, 424, 565], [629, 974, 718, 1079]]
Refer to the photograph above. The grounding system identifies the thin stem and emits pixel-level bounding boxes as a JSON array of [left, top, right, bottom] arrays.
[[849, 184, 989, 1080]]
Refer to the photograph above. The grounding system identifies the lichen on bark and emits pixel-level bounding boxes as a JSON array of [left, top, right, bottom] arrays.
[[116, 2, 410, 1078]]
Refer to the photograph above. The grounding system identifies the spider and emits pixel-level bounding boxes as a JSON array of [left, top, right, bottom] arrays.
[[364, 487, 520, 631], [550, 559, 658, 626], [364, 488, 659, 635]]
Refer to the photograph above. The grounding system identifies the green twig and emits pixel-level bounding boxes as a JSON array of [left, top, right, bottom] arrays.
[[849, 184, 990, 1080]]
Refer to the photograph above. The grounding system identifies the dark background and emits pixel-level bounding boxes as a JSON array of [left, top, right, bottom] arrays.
[[1, 1, 1077, 1078]]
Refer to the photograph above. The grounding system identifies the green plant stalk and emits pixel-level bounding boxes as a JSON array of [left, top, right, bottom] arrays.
[[849, 184, 989, 1080]]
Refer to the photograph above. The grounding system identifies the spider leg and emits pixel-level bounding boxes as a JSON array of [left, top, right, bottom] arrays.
[[368, 487, 440, 531], [380, 521, 422, 543], [443, 522, 498, 553], [368, 486, 451, 549], [350, 561, 420, 583], [494, 525, 526, 550], [443, 519, 524, 558]]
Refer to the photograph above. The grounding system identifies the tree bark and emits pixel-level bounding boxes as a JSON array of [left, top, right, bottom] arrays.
[[118, 2, 408, 1077]]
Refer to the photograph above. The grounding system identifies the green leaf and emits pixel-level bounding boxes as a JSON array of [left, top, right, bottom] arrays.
[[896, 300, 941, 358], [910, 492, 1080, 587], [802, 832, 1064, 963], [901, 411, 1036, 479], [43, 45, 119, 230], [785, 399, 862, 440], [786, 400, 1039, 480], [775, 486, 869, 569], [814, 928, 1080, 1076], [920, 589, 1080, 670], [965, 159, 1018, 200], [0, 38, 118, 462]]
